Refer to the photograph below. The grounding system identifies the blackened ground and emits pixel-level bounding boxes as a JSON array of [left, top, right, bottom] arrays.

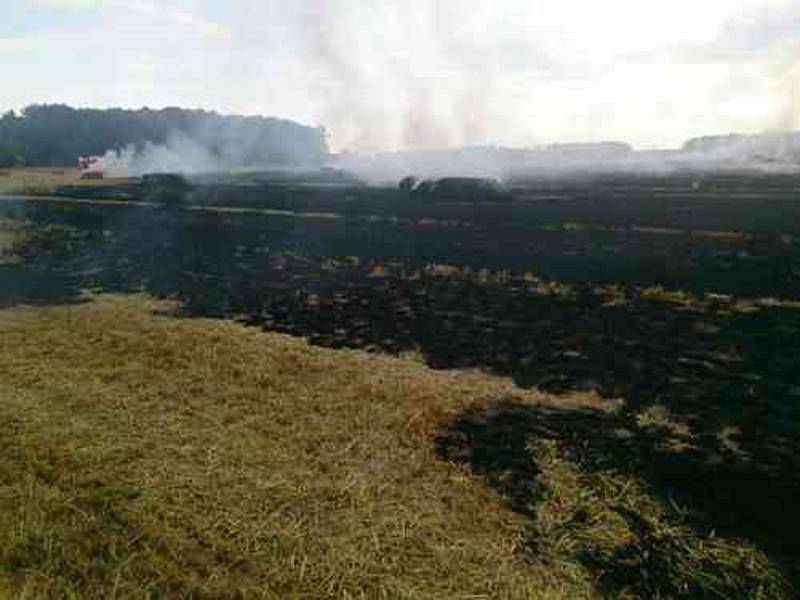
[[2, 185, 800, 589]]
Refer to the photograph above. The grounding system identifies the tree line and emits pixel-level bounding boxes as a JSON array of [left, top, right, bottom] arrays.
[[0, 104, 329, 168]]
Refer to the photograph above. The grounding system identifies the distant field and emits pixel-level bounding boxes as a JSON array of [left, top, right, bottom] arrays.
[[0, 167, 80, 194], [0, 167, 129, 195]]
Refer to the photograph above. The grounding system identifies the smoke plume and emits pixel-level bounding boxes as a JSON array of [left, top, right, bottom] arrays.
[[271, 0, 800, 154]]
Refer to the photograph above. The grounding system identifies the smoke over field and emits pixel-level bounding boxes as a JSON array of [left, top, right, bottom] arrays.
[[5, 2, 800, 599], [3, 171, 800, 598], [332, 133, 800, 184], [253, 0, 800, 153], [87, 130, 800, 185], [93, 134, 238, 177]]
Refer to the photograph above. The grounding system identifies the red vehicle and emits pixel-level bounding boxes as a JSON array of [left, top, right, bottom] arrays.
[[77, 155, 102, 172]]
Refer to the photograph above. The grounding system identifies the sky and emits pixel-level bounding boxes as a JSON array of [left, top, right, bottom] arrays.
[[1, 0, 799, 152]]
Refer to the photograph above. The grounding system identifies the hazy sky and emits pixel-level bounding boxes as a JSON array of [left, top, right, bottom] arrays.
[[2, 0, 799, 151]]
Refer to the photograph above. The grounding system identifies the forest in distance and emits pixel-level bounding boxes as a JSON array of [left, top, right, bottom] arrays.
[[0, 104, 329, 168]]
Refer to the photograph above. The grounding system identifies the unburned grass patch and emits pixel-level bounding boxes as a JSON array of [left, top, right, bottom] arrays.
[[0, 295, 590, 598], [0, 295, 793, 598]]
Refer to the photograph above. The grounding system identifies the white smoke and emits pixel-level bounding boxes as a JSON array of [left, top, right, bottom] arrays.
[[334, 134, 800, 185], [93, 135, 218, 177], [93, 116, 324, 176], [94, 130, 800, 184], [251, 0, 797, 154]]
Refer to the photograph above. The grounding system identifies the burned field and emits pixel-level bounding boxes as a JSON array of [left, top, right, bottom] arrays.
[[2, 172, 800, 595]]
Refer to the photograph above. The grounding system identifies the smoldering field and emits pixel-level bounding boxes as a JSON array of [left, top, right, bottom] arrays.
[[2, 170, 800, 595], [3, 173, 800, 406], [3, 171, 800, 390]]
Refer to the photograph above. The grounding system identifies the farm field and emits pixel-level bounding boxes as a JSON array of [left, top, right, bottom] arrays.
[[0, 168, 79, 194], [0, 167, 129, 196], [1, 173, 800, 597]]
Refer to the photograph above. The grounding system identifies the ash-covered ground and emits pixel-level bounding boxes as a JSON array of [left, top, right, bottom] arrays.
[[2, 170, 800, 588]]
